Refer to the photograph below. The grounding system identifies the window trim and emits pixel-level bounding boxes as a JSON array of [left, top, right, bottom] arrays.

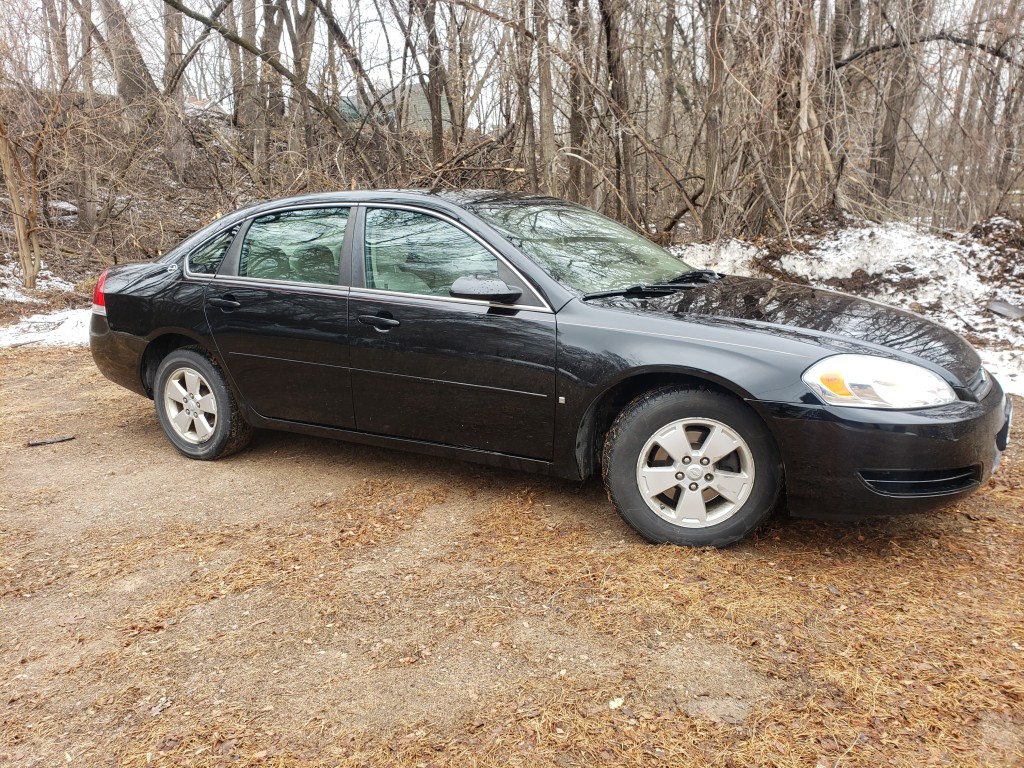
[[352, 203, 552, 313]]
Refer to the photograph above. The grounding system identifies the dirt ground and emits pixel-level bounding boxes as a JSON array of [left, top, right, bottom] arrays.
[[1, 346, 1022, 768]]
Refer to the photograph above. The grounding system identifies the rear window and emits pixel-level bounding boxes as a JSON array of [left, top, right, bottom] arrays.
[[239, 208, 349, 286]]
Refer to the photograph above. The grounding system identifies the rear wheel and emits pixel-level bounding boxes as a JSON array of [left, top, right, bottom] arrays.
[[602, 387, 782, 547], [154, 348, 253, 460]]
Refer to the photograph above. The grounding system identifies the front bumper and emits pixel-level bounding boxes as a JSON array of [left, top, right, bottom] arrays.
[[753, 380, 1011, 521]]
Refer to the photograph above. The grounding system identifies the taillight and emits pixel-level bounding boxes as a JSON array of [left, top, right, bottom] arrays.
[[92, 268, 108, 315]]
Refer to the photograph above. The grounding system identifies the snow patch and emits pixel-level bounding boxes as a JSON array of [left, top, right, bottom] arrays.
[[978, 349, 1024, 398], [0, 256, 77, 303], [677, 239, 761, 279], [0, 309, 91, 348]]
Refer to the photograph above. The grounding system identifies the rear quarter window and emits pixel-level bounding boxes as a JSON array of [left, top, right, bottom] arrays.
[[187, 227, 238, 275]]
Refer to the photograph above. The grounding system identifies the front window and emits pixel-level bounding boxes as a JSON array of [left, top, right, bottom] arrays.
[[363, 208, 497, 296], [471, 201, 694, 295]]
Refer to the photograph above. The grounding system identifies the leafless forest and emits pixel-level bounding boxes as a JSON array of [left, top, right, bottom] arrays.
[[1, 0, 1022, 287]]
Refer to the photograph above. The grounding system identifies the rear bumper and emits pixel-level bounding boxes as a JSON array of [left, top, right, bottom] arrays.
[[90, 312, 149, 397], [753, 380, 1011, 521]]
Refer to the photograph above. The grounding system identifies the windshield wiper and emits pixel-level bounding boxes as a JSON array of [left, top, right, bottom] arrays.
[[661, 269, 723, 285], [580, 284, 683, 301], [580, 271, 724, 301]]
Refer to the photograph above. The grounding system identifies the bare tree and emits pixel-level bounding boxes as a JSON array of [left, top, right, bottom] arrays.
[[1, 0, 1022, 289]]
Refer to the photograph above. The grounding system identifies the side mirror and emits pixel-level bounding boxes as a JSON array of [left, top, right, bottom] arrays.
[[449, 274, 522, 304]]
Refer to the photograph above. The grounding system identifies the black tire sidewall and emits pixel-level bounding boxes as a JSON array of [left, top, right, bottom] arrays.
[[603, 388, 781, 547], [154, 349, 235, 460]]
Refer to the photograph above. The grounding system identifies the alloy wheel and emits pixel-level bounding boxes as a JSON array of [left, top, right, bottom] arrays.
[[635, 418, 755, 528], [163, 366, 218, 444]]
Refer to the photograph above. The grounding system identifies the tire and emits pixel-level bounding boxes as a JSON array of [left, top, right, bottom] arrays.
[[153, 347, 253, 460], [602, 386, 782, 547]]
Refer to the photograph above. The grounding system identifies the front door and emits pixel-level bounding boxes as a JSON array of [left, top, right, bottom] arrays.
[[204, 206, 356, 428], [349, 206, 557, 459]]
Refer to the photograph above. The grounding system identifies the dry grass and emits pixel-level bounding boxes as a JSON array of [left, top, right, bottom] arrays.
[[1, 348, 1021, 767], [460, 488, 1024, 766]]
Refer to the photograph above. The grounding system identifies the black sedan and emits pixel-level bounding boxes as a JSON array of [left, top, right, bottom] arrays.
[[90, 190, 1012, 547]]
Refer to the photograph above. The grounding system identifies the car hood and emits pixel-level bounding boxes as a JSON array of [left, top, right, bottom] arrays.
[[590, 276, 981, 383]]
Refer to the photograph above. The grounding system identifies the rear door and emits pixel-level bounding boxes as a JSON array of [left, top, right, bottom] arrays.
[[348, 205, 557, 459], [204, 206, 356, 428]]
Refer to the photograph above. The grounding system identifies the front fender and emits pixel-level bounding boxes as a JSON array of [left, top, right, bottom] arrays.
[[551, 301, 821, 480]]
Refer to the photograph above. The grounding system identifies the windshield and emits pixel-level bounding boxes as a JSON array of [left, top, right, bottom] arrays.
[[470, 201, 694, 295]]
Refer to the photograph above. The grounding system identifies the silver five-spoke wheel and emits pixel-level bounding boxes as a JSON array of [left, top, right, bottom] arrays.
[[154, 348, 253, 460], [163, 366, 218, 444], [636, 418, 755, 528]]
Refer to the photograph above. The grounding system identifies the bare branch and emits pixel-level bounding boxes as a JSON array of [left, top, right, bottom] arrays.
[[835, 31, 1019, 70]]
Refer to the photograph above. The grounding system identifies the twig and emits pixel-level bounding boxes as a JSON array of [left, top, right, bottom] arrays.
[[833, 733, 866, 767], [25, 435, 75, 447]]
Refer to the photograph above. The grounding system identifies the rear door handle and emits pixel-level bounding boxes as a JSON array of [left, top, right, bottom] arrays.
[[358, 314, 400, 329], [208, 296, 241, 310]]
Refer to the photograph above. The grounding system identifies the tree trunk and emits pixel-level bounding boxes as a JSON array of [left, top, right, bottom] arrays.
[[163, 4, 183, 99], [163, 2, 188, 180], [657, 3, 676, 145], [419, 0, 447, 165], [225, 1, 244, 123], [442, 4, 466, 145], [78, 0, 98, 231], [99, 0, 157, 101], [701, 0, 726, 238], [535, 0, 557, 193], [263, 0, 287, 123], [599, 0, 640, 225], [42, 0, 71, 85], [565, 0, 589, 202], [0, 112, 43, 290], [869, 0, 928, 203], [822, 0, 854, 209], [281, 0, 316, 167], [237, 0, 262, 163]]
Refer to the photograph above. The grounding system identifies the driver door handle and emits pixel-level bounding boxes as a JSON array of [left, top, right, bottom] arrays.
[[208, 296, 241, 310], [358, 314, 401, 329]]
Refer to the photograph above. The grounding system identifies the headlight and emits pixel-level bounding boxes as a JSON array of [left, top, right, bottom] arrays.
[[802, 354, 957, 409]]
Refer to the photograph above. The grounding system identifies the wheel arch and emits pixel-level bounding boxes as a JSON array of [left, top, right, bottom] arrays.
[[140, 331, 213, 398], [573, 367, 774, 481]]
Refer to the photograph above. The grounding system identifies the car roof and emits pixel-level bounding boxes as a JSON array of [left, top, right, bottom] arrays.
[[222, 189, 571, 220]]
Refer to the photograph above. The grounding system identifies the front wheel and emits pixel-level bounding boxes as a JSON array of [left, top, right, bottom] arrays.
[[154, 348, 253, 460], [602, 387, 782, 547]]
